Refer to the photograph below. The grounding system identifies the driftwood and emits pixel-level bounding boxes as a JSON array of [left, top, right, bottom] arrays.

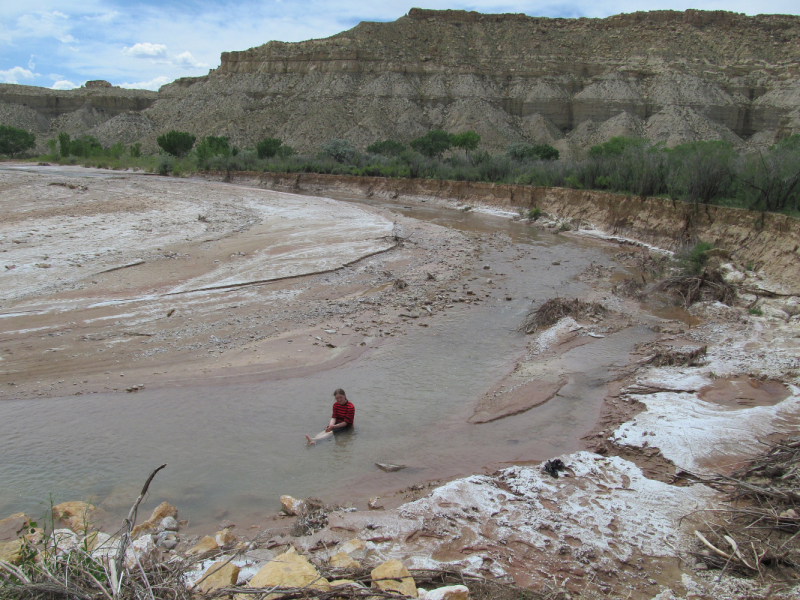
[[520, 298, 607, 334], [654, 267, 736, 307], [684, 435, 800, 581]]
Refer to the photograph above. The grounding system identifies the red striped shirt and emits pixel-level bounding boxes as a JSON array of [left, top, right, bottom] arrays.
[[332, 401, 355, 426]]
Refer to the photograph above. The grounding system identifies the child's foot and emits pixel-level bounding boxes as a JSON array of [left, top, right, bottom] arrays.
[[305, 435, 315, 445]]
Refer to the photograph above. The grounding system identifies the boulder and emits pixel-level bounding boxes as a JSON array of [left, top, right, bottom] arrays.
[[247, 547, 330, 596], [161, 516, 179, 531], [425, 585, 471, 600], [148, 502, 178, 523], [216, 528, 236, 548], [280, 495, 305, 516], [0, 539, 23, 565], [52, 529, 79, 553], [0, 513, 29, 542], [89, 532, 118, 563], [154, 531, 178, 550], [124, 534, 154, 569], [329, 551, 360, 569], [371, 559, 417, 598], [186, 535, 220, 558], [197, 561, 240, 593], [52, 501, 94, 533]]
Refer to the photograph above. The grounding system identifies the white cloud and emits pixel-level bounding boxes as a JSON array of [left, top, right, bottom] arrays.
[[117, 75, 171, 91], [122, 42, 168, 58], [0, 67, 35, 84], [172, 51, 208, 69], [51, 80, 77, 89], [14, 11, 75, 42], [28, 56, 35, 70]]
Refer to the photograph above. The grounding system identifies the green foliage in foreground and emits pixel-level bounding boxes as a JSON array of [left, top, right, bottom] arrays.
[[0, 124, 36, 157]]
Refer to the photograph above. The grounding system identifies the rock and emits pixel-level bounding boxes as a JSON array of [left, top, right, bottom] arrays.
[[197, 560, 240, 593], [0, 539, 23, 565], [329, 551, 360, 569], [368, 497, 385, 510], [52, 501, 94, 533], [375, 463, 406, 472], [148, 501, 178, 523], [84, 530, 111, 552], [186, 535, 220, 558], [154, 531, 178, 549], [371, 559, 417, 598], [52, 529, 79, 553], [124, 534, 155, 568], [161, 516, 179, 531], [216, 528, 237, 548], [280, 495, 305, 516], [339, 538, 366, 556], [425, 585, 471, 600], [0, 513, 29, 542], [90, 533, 118, 563], [247, 547, 330, 594]]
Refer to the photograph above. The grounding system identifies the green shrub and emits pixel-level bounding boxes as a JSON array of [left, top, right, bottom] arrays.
[[588, 136, 646, 158], [366, 139, 406, 156], [156, 130, 196, 157], [276, 145, 295, 158], [195, 136, 230, 164], [58, 132, 70, 157], [68, 136, 102, 158], [156, 154, 174, 175], [506, 143, 559, 161], [677, 241, 714, 275], [410, 130, 451, 158], [256, 137, 282, 159], [749, 307, 763, 316], [564, 175, 582, 189], [0, 125, 36, 157], [450, 131, 480, 153], [130, 143, 141, 158], [46, 139, 57, 158], [320, 139, 356, 163], [528, 207, 542, 220]]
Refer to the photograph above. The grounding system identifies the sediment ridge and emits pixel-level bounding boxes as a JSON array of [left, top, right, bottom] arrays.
[[212, 171, 800, 293]]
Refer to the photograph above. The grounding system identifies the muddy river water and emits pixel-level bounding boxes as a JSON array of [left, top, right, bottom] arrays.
[[0, 171, 656, 530]]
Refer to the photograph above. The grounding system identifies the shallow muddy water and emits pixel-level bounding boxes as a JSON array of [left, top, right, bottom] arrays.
[[0, 185, 655, 529]]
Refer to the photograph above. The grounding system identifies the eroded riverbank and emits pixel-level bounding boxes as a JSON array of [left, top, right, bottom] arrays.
[[2, 165, 800, 599]]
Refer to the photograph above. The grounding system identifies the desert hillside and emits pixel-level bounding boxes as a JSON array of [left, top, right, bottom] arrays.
[[2, 8, 800, 156]]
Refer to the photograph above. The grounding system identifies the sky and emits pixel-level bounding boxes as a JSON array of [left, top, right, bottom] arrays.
[[2, 1, 799, 91]]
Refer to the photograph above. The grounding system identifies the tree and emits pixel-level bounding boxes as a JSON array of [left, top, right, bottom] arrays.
[[450, 131, 480, 154], [588, 136, 646, 158], [410, 130, 451, 157], [366, 140, 406, 156], [58, 132, 70, 158], [195, 136, 230, 162], [157, 130, 196, 157], [320, 139, 356, 163], [0, 125, 36, 158], [130, 143, 142, 158], [256, 137, 282, 159], [506, 143, 559, 161]]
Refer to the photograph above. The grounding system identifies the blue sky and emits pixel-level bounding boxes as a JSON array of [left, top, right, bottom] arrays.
[[2, 1, 799, 91]]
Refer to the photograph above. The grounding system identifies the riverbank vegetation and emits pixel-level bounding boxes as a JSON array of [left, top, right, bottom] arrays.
[[9, 124, 800, 216]]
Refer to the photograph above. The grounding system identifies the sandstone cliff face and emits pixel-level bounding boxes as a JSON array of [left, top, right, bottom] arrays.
[[2, 9, 799, 154]]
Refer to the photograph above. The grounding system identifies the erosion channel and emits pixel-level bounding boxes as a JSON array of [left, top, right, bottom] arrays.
[[1, 165, 653, 530]]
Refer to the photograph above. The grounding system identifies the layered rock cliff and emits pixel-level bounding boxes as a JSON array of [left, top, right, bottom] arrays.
[[2, 9, 800, 155]]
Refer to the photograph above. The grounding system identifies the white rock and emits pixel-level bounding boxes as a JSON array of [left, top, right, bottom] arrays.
[[161, 516, 179, 531], [124, 534, 155, 568], [425, 584, 470, 600]]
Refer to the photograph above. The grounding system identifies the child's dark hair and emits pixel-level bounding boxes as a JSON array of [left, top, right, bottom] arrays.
[[333, 388, 346, 397]]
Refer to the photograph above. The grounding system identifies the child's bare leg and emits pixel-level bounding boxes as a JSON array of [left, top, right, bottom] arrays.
[[306, 431, 333, 445]]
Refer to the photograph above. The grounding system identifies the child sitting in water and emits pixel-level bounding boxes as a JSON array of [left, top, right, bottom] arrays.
[[305, 388, 354, 445]]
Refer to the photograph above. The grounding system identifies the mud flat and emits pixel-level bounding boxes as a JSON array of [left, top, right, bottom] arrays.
[[2, 165, 800, 599]]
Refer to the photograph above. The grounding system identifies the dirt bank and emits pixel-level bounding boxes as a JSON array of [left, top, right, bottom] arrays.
[[233, 171, 800, 293]]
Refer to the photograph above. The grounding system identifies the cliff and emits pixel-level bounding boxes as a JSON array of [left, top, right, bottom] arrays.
[[2, 9, 799, 155]]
